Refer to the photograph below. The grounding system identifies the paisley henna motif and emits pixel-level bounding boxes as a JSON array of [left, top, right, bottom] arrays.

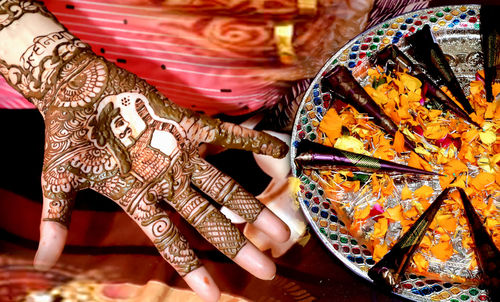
[[142, 214, 201, 276], [0, 0, 287, 277]]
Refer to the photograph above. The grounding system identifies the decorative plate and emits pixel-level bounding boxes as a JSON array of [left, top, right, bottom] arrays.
[[290, 4, 493, 302]]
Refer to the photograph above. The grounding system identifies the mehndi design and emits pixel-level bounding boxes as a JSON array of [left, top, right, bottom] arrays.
[[0, 0, 288, 278]]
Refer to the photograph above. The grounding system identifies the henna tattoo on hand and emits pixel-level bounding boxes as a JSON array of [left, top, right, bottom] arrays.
[[0, 0, 288, 276], [191, 158, 264, 222]]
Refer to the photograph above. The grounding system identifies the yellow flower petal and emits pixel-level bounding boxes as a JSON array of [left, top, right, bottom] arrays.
[[479, 130, 497, 145], [334, 135, 369, 155]]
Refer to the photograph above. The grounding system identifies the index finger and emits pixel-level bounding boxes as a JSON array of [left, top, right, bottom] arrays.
[[179, 114, 289, 158]]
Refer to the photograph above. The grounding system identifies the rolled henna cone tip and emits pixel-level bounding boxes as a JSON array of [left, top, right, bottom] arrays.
[[456, 188, 500, 300], [295, 140, 438, 176], [372, 46, 480, 129], [480, 5, 500, 103], [368, 188, 451, 288], [321, 65, 418, 154], [407, 25, 474, 114]]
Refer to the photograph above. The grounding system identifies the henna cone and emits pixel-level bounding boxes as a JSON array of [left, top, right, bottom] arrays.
[[457, 188, 500, 301], [480, 5, 500, 102], [406, 25, 474, 113], [321, 65, 416, 151], [373, 45, 478, 127], [368, 188, 451, 289], [295, 140, 437, 176]]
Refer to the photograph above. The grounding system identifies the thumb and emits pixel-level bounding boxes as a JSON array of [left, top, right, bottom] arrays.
[[34, 219, 68, 270], [34, 172, 74, 270]]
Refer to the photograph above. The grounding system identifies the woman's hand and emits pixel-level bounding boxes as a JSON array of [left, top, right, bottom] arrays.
[[0, 2, 290, 301]]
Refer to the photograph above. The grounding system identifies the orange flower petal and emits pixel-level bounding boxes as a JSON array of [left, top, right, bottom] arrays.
[[412, 253, 429, 273], [354, 205, 371, 220], [319, 109, 343, 141], [430, 240, 454, 261], [408, 152, 433, 172], [393, 130, 406, 153], [401, 184, 413, 200], [469, 172, 495, 190], [404, 206, 419, 220], [436, 214, 457, 233], [372, 218, 389, 239], [424, 122, 449, 140], [420, 235, 432, 249], [384, 204, 404, 221], [373, 243, 389, 262], [443, 159, 469, 176], [414, 185, 434, 201]]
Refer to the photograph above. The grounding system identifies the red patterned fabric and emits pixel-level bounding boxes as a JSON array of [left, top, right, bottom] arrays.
[[0, 0, 373, 115]]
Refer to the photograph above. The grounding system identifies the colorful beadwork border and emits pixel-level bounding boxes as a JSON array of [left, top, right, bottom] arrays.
[[291, 5, 491, 302]]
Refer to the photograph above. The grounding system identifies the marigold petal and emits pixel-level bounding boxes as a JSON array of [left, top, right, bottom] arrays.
[[384, 204, 404, 221], [470, 172, 495, 190], [401, 185, 413, 200], [436, 214, 457, 233], [372, 218, 389, 239], [392, 130, 406, 153], [373, 243, 388, 262], [443, 159, 468, 175], [430, 240, 454, 261], [408, 152, 433, 172], [479, 130, 497, 145], [319, 109, 343, 141], [334, 136, 368, 155], [399, 73, 422, 92], [404, 206, 419, 220], [412, 252, 429, 273], [354, 205, 371, 220], [420, 235, 432, 248], [414, 185, 434, 201]]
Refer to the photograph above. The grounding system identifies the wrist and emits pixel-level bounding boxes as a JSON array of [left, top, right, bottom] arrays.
[[0, 1, 90, 113]]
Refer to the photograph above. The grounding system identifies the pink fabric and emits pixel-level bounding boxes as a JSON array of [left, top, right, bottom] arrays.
[[0, 0, 286, 115]]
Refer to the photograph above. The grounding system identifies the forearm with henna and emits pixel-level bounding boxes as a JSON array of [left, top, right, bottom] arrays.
[[0, 0, 288, 280]]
